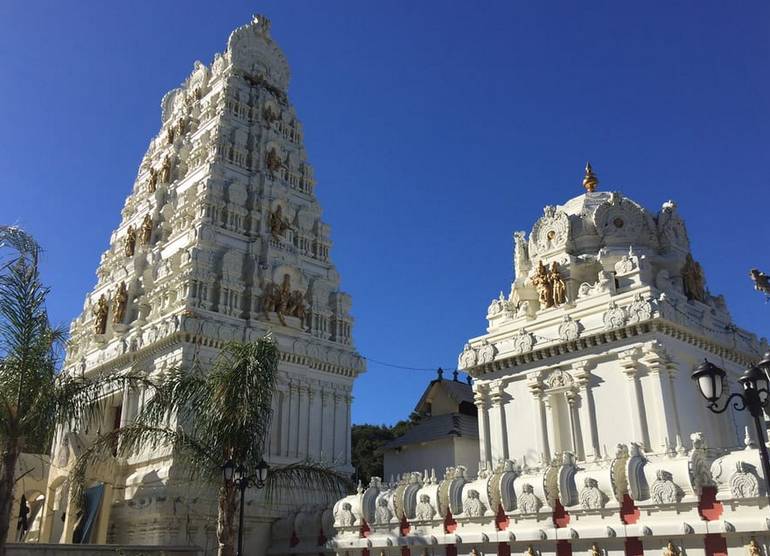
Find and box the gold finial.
[582,162,598,192]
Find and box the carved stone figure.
[512,329,535,354]
[730,461,759,498]
[533,260,553,308]
[590,544,602,556]
[663,541,679,556]
[269,205,291,237]
[287,290,307,321]
[579,477,605,509]
[558,315,580,341]
[477,341,496,365]
[747,539,762,556]
[93,295,109,334]
[614,254,636,275]
[147,168,158,193]
[513,230,531,281]
[518,483,541,513]
[124,226,137,257]
[112,282,128,325]
[336,502,355,527]
[650,470,681,504]
[161,157,172,183]
[262,274,306,325]
[266,147,282,173]
[459,344,477,369]
[681,253,706,302]
[263,104,278,122]
[140,214,153,245]
[414,494,435,521]
[549,262,567,305]
[627,293,652,324]
[374,498,392,525]
[603,301,627,330]
[463,489,485,517]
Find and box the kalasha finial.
[582,162,598,192]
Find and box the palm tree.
[0,226,126,554]
[73,338,351,556]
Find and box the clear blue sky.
[1,1,768,426]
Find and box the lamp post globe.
[740,366,769,407]
[691,359,726,404]
[757,351,770,381]
[256,459,269,488]
[222,459,235,483]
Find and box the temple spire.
[582,161,599,192]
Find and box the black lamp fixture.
[692,356,770,504]
[221,457,270,556]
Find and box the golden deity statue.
[663,541,679,556]
[533,260,553,308]
[265,147,282,173]
[124,226,136,257]
[583,162,599,192]
[140,214,153,246]
[747,538,762,556]
[549,261,567,305]
[112,282,128,325]
[93,295,109,335]
[269,205,291,237]
[681,253,706,302]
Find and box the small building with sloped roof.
[382,369,479,481]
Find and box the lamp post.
[691,353,770,504]
[222,458,270,556]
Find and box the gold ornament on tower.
[583,162,599,192]
[93,294,109,335]
[663,541,679,556]
[140,214,153,246]
[747,539,762,556]
[112,282,128,325]
[124,226,136,257]
[550,261,567,305]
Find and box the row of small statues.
[123,215,154,257]
[262,274,307,323]
[532,260,567,308]
[92,282,128,334]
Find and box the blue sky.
[1,1,768,425]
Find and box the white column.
[279,385,290,457]
[473,386,491,464]
[573,361,600,461]
[287,382,299,458]
[333,390,346,464]
[297,383,310,459]
[321,389,334,462]
[566,393,581,458]
[528,382,550,463]
[642,344,680,452]
[305,386,317,457]
[619,348,650,450]
[544,395,557,459]
[345,392,353,464]
[488,380,509,461]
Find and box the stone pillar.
[279,385,290,458]
[543,395,557,459]
[305,386,316,457]
[345,392,353,464]
[333,390,346,464]
[619,348,650,451]
[297,383,310,459]
[473,385,491,464]
[528,379,550,463]
[566,392,582,459]
[573,361,600,461]
[94,482,114,544]
[321,388,334,462]
[489,380,509,461]
[287,381,299,458]
[642,343,680,452]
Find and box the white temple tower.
[324,166,768,556]
[39,15,364,550]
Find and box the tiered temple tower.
[40,15,364,550]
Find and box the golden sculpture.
[93,294,109,335]
[663,541,679,556]
[161,157,172,183]
[124,226,136,257]
[148,168,158,193]
[112,282,128,325]
[166,127,175,145]
[525,546,537,556]
[533,260,553,308]
[262,274,307,326]
[590,543,601,556]
[550,261,567,305]
[265,148,282,173]
[681,253,706,302]
[747,539,762,556]
[269,205,291,237]
[140,215,153,246]
[583,162,599,192]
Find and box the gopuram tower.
[40,15,364,550]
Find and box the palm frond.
[263,461,352,505]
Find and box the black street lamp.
[222,458,270,556]
[692,354,770,504]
